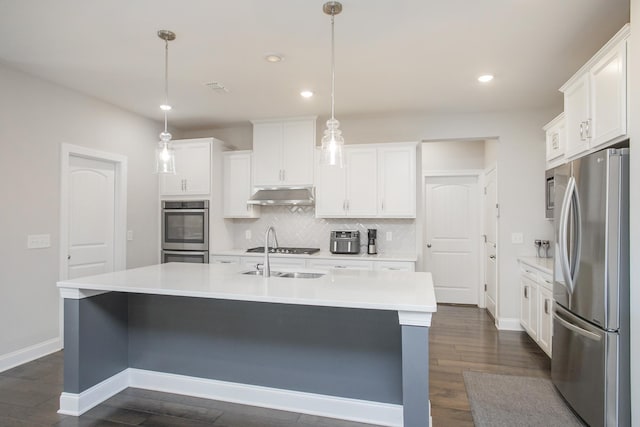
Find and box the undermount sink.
[277,272,325,279]
[240,270,325,279]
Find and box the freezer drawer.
[551,304,625,427]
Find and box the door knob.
[426,243,432,248]
[489,255,496,260]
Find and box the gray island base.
[57,263,435,426]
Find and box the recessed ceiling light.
[160,104,172,111]
[478,74,494,83]
[265,53,284,63]
[300,90,314,98]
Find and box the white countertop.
[518,256,553,276]
[57,262,436,314]
[212,249,417,262]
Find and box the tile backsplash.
[231,206,416,254]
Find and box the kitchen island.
[57,262,436,427]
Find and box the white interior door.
[425,176,480,304]
[484,167,498,318]
[67,156,116,279]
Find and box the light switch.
[27,234,51,249]
[511,232,524,244]
[386,231,393,241]
[245,230,252,240]
[127,230,134,241]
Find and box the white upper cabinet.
[560,24,629,160]
[223,151,259,218]
[252,117,316,187]
[345,148,378,217]
[315,143,416,218]
[159,138,211,196]
[378,145,416,218]
[543,113,566,168]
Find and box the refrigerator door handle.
[553,311,602,341]
[559,176,575,293]
[570,179,582,286]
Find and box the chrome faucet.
[263,226,279,277]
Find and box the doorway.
[59,144,127,334]
[424,175,481,304]
[484,166,498,318]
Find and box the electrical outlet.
[245,230,252,240]
[386,231,393,241]
[511,232,524,244]
[127,230,134,241]
[27,234,51,249]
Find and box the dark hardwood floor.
[0,305,550,426]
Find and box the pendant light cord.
[330,13,335,121]
[164,39,169,134]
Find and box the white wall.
[421,140,486,171]
[0,64,160,364]
[628,0,639,424]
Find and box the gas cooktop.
[246,247,320,255]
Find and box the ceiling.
[0,0,630,130]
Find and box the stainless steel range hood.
[247,187,315,206]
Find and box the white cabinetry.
[210,255,241,265]
[252,117,316,187]
[306,259,373,271]
[373,261,415,272]
[543,113,566,169]
[519,260,553,357]
[159,139,211,196]
[223,151,259,218]
[316,143,416,218]
[378,146,416,217]
[560,25,629,160]
[315,147,377,217]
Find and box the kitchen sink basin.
[240,270,324,279]
[277,272,325,279]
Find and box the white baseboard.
[496,317,524,331]
[58,369,129,416]
[0,337,62,373]
[59,368,405,426]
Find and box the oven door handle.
[162,250,207,255]
[162,209,208,214]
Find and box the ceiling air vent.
[204,81,229,93]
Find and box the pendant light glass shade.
[155,30,176,174]
[320,118,344,167]
[320,2,344,168]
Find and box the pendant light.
[320,1,344,168]
[155,30,176,174]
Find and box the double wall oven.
[161,200,209,263]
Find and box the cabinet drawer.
[210,255,241,264]
[241,256,306,270]
[306,259,373,270]
[373,261,415,272]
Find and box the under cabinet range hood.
[247,187,315,206]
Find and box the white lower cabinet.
[306,259,373,271]
[519,261,553,357]
[211,253,415,273]
[210,255,241,265]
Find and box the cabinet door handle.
[282,170,285,181]
[544,299,550,315]
[524,286,528,299]
[335,265,347,269]
[585,119,591,139]
[346,200,349,211]
[579,122,585,141]
[381,200,384,211]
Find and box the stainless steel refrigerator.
[551,147,630,427]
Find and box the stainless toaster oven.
[330,230,360,254]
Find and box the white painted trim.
[496,317,523,331]
[58,369,129,416]
[58,288,110,300]
[398,311,432,327]
[422,169,484,177]
[59,368,404,426]
[59,143,128,344]
[0,338,62,374]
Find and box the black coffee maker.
[367,229,377,255]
